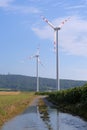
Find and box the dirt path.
[29,95,55,108]
[29,96,47,106]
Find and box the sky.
[0,0,87,80]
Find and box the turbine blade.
[28,47,40,60]
[53,30,56,52]
[58,17,71,28]
[41,15,55,29]
[38,58,44,67]
[36,47,40,56]
[28,55,36,59]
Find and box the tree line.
[0,74,86,91]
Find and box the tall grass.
[0,92,36,126]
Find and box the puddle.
[1,99,87,130]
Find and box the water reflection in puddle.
[1,102,87,130]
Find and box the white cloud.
[6,5,41,14]
[52,1,64,7]
[32,26,53,40]
[0,0,14,7]
[66,5,85,9]
[0,0,41,14]
[32,16,87,57]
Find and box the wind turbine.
[41,16,70,91]
[29,47,43,92]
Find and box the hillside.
[0,74,86,91]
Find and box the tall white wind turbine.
[29,47,43,92]
[41,16,70,91]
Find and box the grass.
[0,92,37,127]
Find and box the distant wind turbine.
[41,16,70,91]
[29,47,43,92]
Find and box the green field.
[0,92,37,127]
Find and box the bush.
[48,85,85,105]
[80,85,87,107]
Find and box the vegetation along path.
[0,92,38,127]
[48,83,87,120]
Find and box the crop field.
[0,92,37,127]
[0,91,20,95]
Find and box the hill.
[0,74,86,91]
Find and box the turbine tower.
[41,16,70,91]
[30,47,43,92]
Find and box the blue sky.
[0,0,87,80]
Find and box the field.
[0,91,20,95]
[0,91,37,127]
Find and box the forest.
[0,74,86,91]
